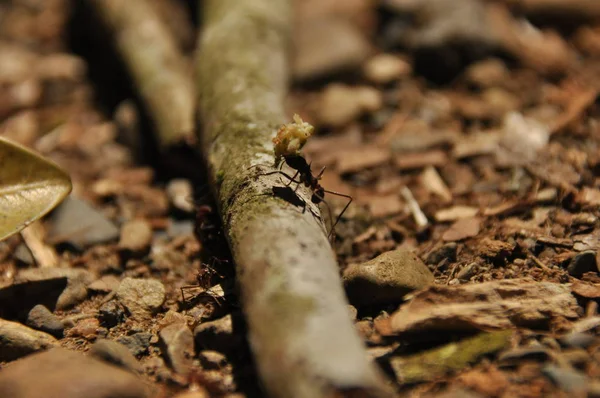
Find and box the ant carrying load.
[258,114,353,240]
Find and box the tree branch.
[196,0,392,397]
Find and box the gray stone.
[118,219,153,256]
[48,196,120,249]
[117,277,165,319]
[159,322,194,375]
[343,249,434,306]
[0,318,57,361]
[542,364,588,393]
[90,339,142,374]
[0,348,150,398]
[26,304,63,338]
[15,267,94,310]
[560,332,596,349]
[293,18,371,81]
[117,332,152,357]
[567,251,598,278]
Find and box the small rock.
[318,84,383,127]
[567,251,598,278]
[198,350,229,370]
[26,304,64,338]
[15,267,94,310]
[119,219,153,257]
[293,18,371,81]
[99,300,126,328]
[194,314,240,352]
[88,275,121,293]
[364,54,411,84]
[160,322,194,375]
[560,332,596,349]
[117,277,165,319]
[167,179,194,213]
[343,249,434,306]
[48,197,120,249]
[542,364,588,393]
[90,339,142,374]
[0,319,57,361]
[117,332,153,357]
[0,348,150,398]
[67,318,99,340]
[425,242,457,264]
[457,263,478,281]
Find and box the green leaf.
[0,137,72,241]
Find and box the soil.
[0,0,599,397]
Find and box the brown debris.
[379,279,580,336]
[442,217,482,242]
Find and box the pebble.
[90,339,142,374]
[88,275,121,293]
[26,304,64,338]
[117,277,165,319]
[67,318,100,339]
[363,54,411,84]
[0,348,150,398]
[166,179,194,213]
[464,59,510,88]
[542,364,588,393]
[117,332,153,357]
[567,251,598,278]
[119,219,153,257]
[343,249,434,306]
[48,197,120,249]
[159,322,195,375]
[559,332,596,349]
[293,18,371,81]
[426,242,458,264]
[0,318,57,361]
[99,300,126,328]
[194,314,239,352]
[318,84,383,127]
[16,267,94,310]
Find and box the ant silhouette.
[180,260,224,303]
[254,155,353,240]
[180,192,231,304]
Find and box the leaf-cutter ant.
[254,155,353,240]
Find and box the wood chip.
[571,281,600,299]
[453,132,501,158]
[435,206,479,222]
[442,217,481,242]
[380,279,580,335]
[420,166,452,203]
[367,195,403,218]
[579,187,600,207]
[336,146,390,173]
[394,150,447,170]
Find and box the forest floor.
[0,0,599,397]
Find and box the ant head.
[311,187,324,204]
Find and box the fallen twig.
[196,0,391,397]
[90,0,195,149]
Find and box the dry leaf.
[0,137,71,241]
[381,279,579,335]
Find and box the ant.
[179,260,223,303]
[180,193,232,304]
[254,155,353,240]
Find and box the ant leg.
[316,166,326,180]
[322,189,353,239]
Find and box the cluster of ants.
[181,115,352,303]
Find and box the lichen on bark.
[196,0,392,397]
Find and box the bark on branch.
[196,0,391,397]
[90,0,195,148]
